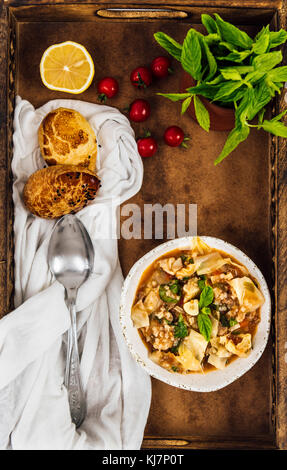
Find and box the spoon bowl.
[48,214,95,427]
[48,214,94,290]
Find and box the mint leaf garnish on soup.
[199,285,214,308]
[197,313,213,342]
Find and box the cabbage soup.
[131,237,265,374]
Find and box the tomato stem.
[134,72,147,89]
[181,136,190,148]
[98,93,107,103]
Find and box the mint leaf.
[193,95,210,132]
[253,28,269,54]
[220,69,241,80]
[214,124,250,165]
[255,25,270,41]
[224,65,254,74]
[235,88,254,124]
[244,70,266,85]
[259,119,287,138]
[269,109,287,122]
[199,36,217,80]
[155,16,287,166]
[157,92,191,102]
[268,66,287,83]
[227,88,246,104]
[198,280,206,290]
[214,14,252,49]
[206,75,224,85]
[269,30,287,48]
[220,66,254,78]
[201,14,219,35]
[258,108,266,124]
[213,80,243,101]
[198,279,206,291]
[199,285,214,308]
[267,81,284,97]
[181,29,202,80]
[187,82,220,100]
[205,33,221,46]
[248,81,272,120]
[181,96,192,114]
[198,313,212,342]
[154,32,182,61]
[219,41,236,52]
[217,50,252,62]
[201,306,211,315]
[174,314,188,339]
[198,275,206,291]
[253,51,282,72]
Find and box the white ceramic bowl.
[119,236,271,392]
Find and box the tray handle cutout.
[96,8,189,19]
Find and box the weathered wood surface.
[0,4,14,319]
[8,3,279,25]
[276,0,287,452]
[3,0,283,8]
[1,0,287,450]
[142,435,276,450]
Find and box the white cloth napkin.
[0,97,151,450]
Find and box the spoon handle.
[65,295,86,428]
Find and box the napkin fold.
[0,97,151,450]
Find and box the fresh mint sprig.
[154,13,287,164]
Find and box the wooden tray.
[1,0,287,450]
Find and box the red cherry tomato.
[151,56,171,78]
[129,99,151,123]
[130,66,152,89]
[137,137,158,158]
[97,77,119,102]
[164,126,185,147]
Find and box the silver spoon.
[48,214,94,427]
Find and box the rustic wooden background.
[1,0,287,449]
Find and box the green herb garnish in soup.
[174,314,188,339]
[159,284,180,303]
[131,237,265,374]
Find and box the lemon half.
[40,41,95,94]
